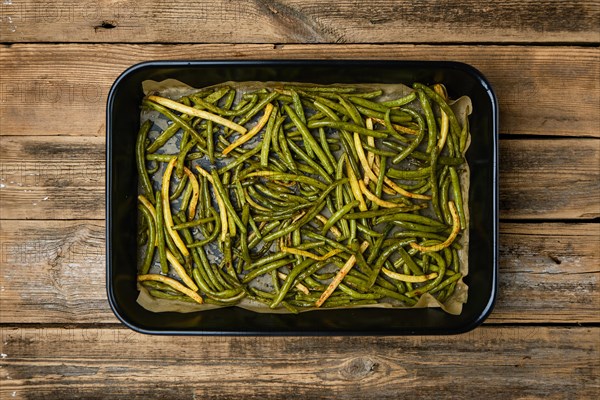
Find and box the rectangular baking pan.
[106,60,498,335]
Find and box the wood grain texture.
[496,223,600,323]
[0,136,105,220]
[0,326,598,399]
[1,136,598,220]
[1,44,598,138]
[499,139,600,219]
[1,0,599,43]
[1,1,598,395]
[1,220,597,324]
[0,220,107,324]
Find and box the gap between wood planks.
[1,44,598,137]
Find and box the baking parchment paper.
[136,79,472,315]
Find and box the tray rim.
[106,59,499,335]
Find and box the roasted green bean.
[136,81,470,313]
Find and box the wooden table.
[1,1,598,398]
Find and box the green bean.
[154,192,169,274]
[319,127,338,169]
[312,101,361,176]
[221,172,237,238]
[443,247,453,268]
[321,298,378,308]
[290,88,307,124]
[429,147,443,221]
[211,171,243,236]
[430,272,462,296]
[187,208,221,248]
[366,225,393,264]
[261,179,346,243]
[344,206,428,220]
[138,204,156,275]
[381,91,417,107]
[459,111,470,152]
[222,88,236,109]
[136,120,154,202]
[244,171,328,191]
[348,96,400,114]
[237,91,279,125]
[205,120,215,163]
[344,275,416,305]
[393,230,448,241]
[451,248,460,273]
[322,200,359,235]
[192,268,239,301]
[337,283,385,300]
[307,120,387,139]
[275,125,297,172]
[169,174,188,201]
[413,181,432,194]
[240,204,252,266]
[351,105,413,124]
[254,184,310,204]
[337,95,364,126]
[174,140,194,179]
[391,220,448,233]
[286,85,356,93]
[440,175,452,225]
[172,216,216,230]
[248,186,290,209]
[382,109,411,142]
[361,143,395,157]
[286,138,333,183]
[367,242,403,288]
[383,140,465,165]
[141,280,179,293]
[398,247,423,276]
[203,86,231,104]
[413,83,461,143]
[270,259,315,308]
[405,252,446,297]
[163,224,185,266]
[147,121,182,154]
[415,89,437,154]
[142,99,207,149]
[386,166,431,180]
[449,167,467,229]
[149,289,197,303]
[283,105,334,174]
[218,143,263,174]
[247,251,297,271]
[242,258,294,283]
[260,105,279,167]
[390,115,426,164]
[190,94,254,117]
[355,223,382,238]
[146,160,160,174]
[373,155,387,211]
[248,220,280,248]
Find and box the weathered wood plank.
[1,44,598,137]
[0,326,598,399]
[0,220,107,324]
[1,0,598,43]
[0,220,597,324]
[496,223,600,323]
[0,136,105,220]
[499,139,600,219]
[1,136,598,220]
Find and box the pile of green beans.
[136,82,469,313]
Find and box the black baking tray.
[106,60,498,335]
